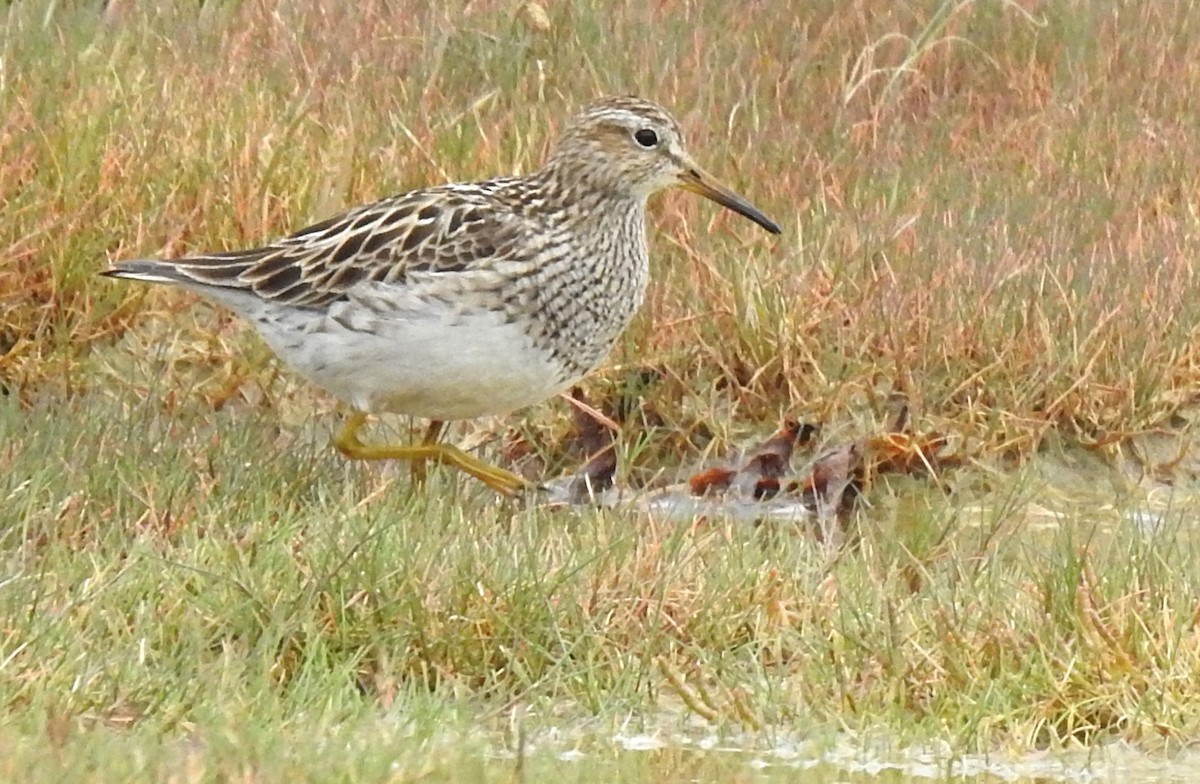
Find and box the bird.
[101,95,782,496]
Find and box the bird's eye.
[633,128,659,148]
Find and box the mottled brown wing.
[155,182,534,309]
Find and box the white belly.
[245,297,579,420]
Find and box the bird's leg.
[408,419,446,486]
[333,411,529,496]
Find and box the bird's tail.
[100,259,202,286]
[101,250,264,285]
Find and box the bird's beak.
[676,163,781,235]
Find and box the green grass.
[5,388,1200,776]
[5,0,1200,779]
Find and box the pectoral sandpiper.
[102,96,781,495]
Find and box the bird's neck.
[531,165,645,233]
[513,165,653,378]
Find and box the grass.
[5,0,1200,779]
[6,390,1200,779]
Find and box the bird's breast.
[512,225,650,380]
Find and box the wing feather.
[108,180,536,309]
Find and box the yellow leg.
[333,411,529,496]
[409,419,446,486]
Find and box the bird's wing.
[109,182,537,309]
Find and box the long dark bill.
[677,166,781,235]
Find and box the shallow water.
[496,728,1200,783]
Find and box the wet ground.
[486,723,1200,783]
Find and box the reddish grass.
[5,0,1200,466]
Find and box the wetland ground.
[4,1,1200,781]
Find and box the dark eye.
[633,128,659,148]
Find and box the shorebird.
[102,95,781,495]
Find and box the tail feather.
[101,256,276,317]
[100,259,198,286]
[101,250,263,288]
[101,245,340,309]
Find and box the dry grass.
[6,0,1200,457]
[5,0,1200,778]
